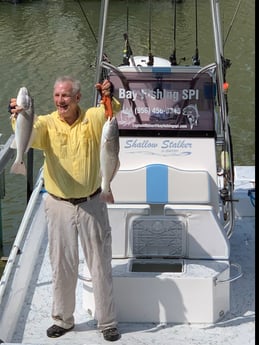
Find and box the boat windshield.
[109,69,216,138]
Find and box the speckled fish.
[10,86,34,175]
[99,116,120,203]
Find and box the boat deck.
[0,168,255,345]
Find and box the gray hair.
[54,76,81,95]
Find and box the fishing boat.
[0,0,255,344]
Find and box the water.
[0,0,255,274]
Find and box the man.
[9,76,121,342]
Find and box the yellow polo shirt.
[13,100,120,198]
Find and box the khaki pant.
[44,193,117,330]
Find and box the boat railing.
[0,134,15,249]
[0,134,35,248]
[0,165,44,304]
[0,134,15,175]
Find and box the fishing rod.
[121,0,136,67]
[77,0,98,44]
[211,0,235,236]
[77,0,141,124]
[122,33,134,66]
[213,0,234,173]
[169,0,177,65]
[77,0,112,105]
[192,0,200,66]
[223,0,242,48]
[92,0,111,104]
[220,0,241,107]
[147,0,154,66]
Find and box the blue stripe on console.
[151,67,172,73]
[146,164,168,203]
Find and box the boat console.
[83,62,237,323]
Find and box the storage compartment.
[129,258,184,273]
[83,258,230,323]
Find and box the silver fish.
[10,87,34,175]
[100,116,120,203]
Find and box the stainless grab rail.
[215,262,243,284]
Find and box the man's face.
[53,81,81,119]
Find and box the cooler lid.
[128,215,187,258]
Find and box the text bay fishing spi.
[0,0,255,273]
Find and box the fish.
[99,116,120,203]
[10,86,34,175]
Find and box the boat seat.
[111,164,218,208]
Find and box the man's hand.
[95,79,112,98]
[8,98,22,118]
[95,80,113,118]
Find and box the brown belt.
[50,187,101,205]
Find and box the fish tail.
[10,161,27,176]
[99,190,115,204]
